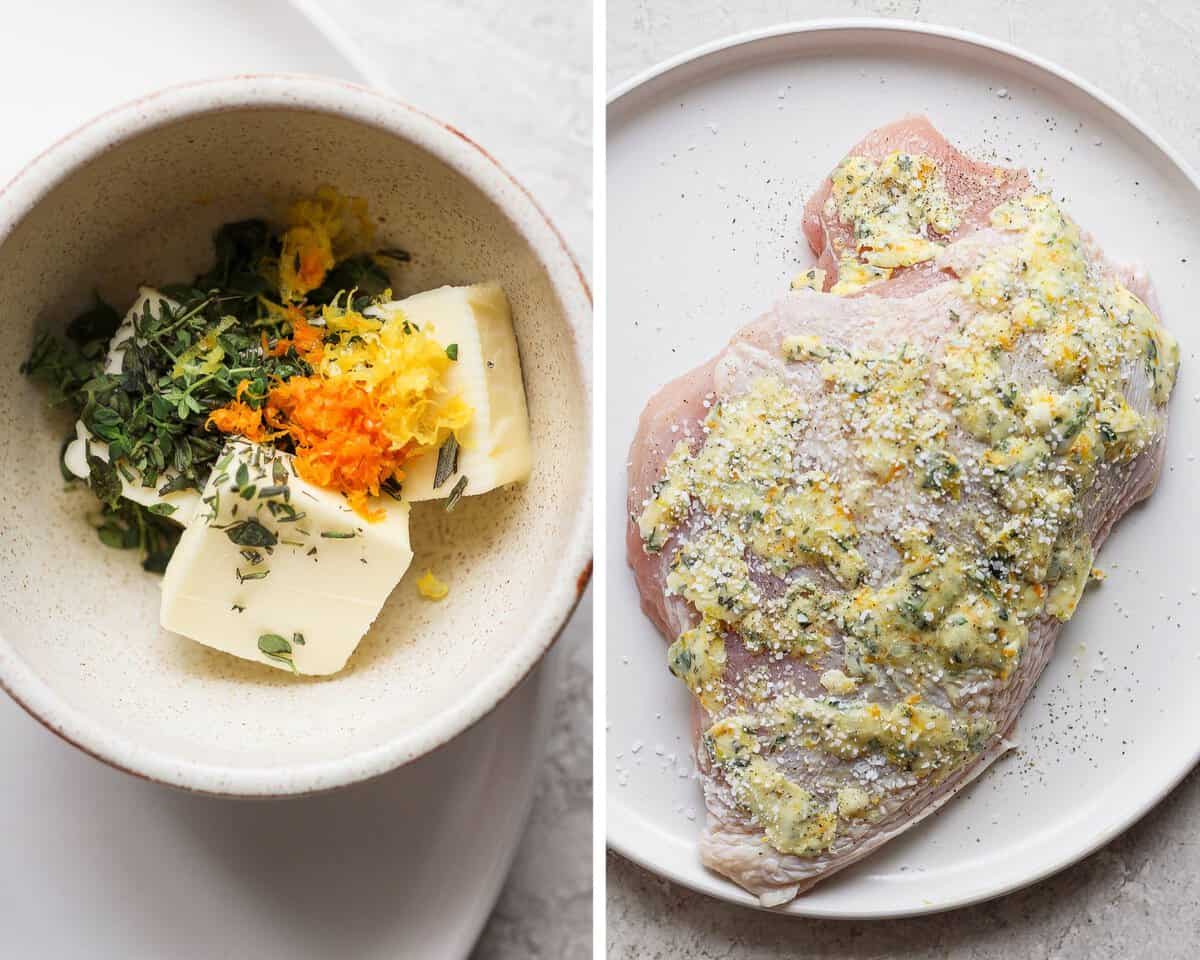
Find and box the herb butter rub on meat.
[626,116,1179,906]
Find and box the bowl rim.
[0,72,593,797]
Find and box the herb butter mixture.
[24,187,445,559]
[828,151,960,295]
[25,187,534,676]
[637,158,1179,857]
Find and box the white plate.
[0,3,561,957]
[606,20,1200,918]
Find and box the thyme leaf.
[86,453,122,509]
[445,475,468,511]
[257,633,297,674]
[67,294,122,344]
[224,519,277,547]
[433,433,460,489]
[92,499,182,573]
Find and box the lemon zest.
[278,185,373,302]
[417,570,449,600]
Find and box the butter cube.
[371,284,532,501]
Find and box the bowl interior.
[0,101,588,791]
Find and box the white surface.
[326,0,592,279]
[0,0,351,187]
[607,22,1200,917]
[0,3,590,958]
[0,649,560,959]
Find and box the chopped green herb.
[433,433,460,489]
[224,519,277,548]
[375,248,411,263]
[307,253,392,308]
[272,508,305,524]
[86,453,122,509]
[20,332,105,409]
[320,530,357,539]
[21,202,417,576]
[67,294,122,344]
[256,633,297,674]
[93,499,182,572]
[381,477,404,501]
[445,343,459,361]
[445,475,469,511]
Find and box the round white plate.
[607,20,1200,918]
[0,3,560,957]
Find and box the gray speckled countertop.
[474,599,593,960]
[607,2,1200,956]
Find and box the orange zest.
[265,311,325,363]
[264,376,412,520]
[208,286,469,521]
[210,376,414,521]
[206,381,279,444]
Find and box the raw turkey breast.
[626,117,1179,905]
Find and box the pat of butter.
[160,439,413,676]
[63,287,200,521]
[372,284,532,501]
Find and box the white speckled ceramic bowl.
[0,75,591,796]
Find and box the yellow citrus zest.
[278,185,373,302]
[209,301,470,521]
[416,570,449,600]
